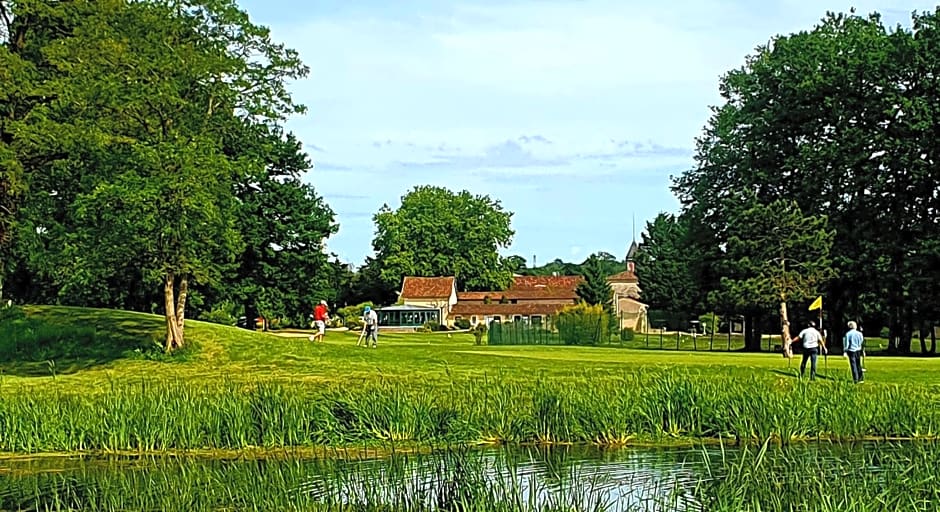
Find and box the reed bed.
[0,447,679,512]
[3,442,939,511]
[1,370,939,453]
[693,440,940,511]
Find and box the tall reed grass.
[1,370,938,453]
[693,440,940,511]
[3,441,939,511]
[0,446,682,512]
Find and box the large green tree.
[673,8,940,352]
[7,0,308,350]
[633,213,700,315]
[372,185,515,292]
[575,254,613,310]
[714,195,836,351]
[226,128,337,327]
[0,0,73,301]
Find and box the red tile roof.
[451,302,566,317]
[456,291,490,301]
[457,275,583,301]
[400,277,455,299]
[511,275,583,290]
[608,270,638,282]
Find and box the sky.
[238,0,933,267]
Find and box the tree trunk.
[743,313,762,352]
[930,326,937,355]
[163,272,185,352]
[888,308,899,353]
[175,275,188,341]
[897,307,914,354]
[244,300,257,331]
[780,301,793,358]
[919,323,928,355]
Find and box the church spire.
[626,212,638,273]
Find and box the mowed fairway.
[3,306,940,389]
[3,306,940,454]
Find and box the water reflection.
[300,445,706,511]
[0,442,924,512]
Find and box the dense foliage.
[0,0,336,349]
[371,185,515,292]
[649,8,940,353]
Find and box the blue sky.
[238,0,931,267]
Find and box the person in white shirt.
[362,306,379,348]
[792,320,827,381]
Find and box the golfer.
[792,320,827,381]
[309,300,329,343]
[844,321,865,383]
[362,306,378,348]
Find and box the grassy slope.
[3,305,939,390]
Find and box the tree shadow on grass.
[0,306,168,377]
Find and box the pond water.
[0,442,930,511]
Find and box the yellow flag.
[808,296,822,311]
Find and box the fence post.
[710,322,715,351]
[727,318,732,351]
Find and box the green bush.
[345,315,364,330]
[699,313,721,334]
[454,318,471,330]
[557,303,609,346]
[880,327,891,339]
[336,302,374,330]
[422,321,448,332]
[199,300,239,326]
[472,323,487,345]
[620,327,635,341]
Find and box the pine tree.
[575,254,613,311]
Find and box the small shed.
[375,304,441,328]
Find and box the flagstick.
[820,306,828,375]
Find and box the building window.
[513,315,523,323]
[471,316,478,324]
[531,315,542,325]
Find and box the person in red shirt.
[309,300,329,343]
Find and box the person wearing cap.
[362,305,379,348]
[791,320,827,381]
[309,300,329,343]
[843,321,865,383]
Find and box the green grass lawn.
[3,305,940,454]
[3,305,939,389]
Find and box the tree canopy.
[0,0,324,350]
[670,8,940,352]
[371,185,515,293]
[575,254,613,311]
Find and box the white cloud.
[247,0,939,264]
